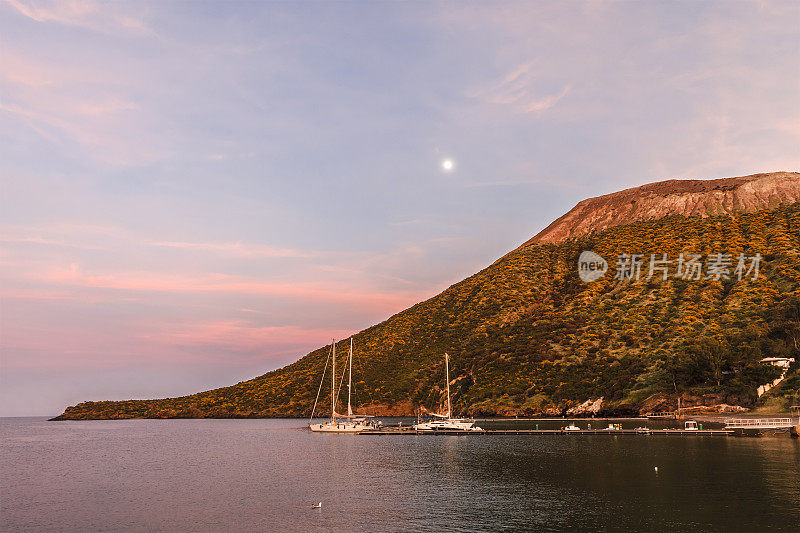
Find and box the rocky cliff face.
[523,171,799,246]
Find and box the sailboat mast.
[348,338,353,417]
[331,340,336,420]
[445,352,452,419]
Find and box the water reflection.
[2,417,798,532]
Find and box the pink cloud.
[0,224,322,257]
[1,321,154,366]
[466,60,571,113]
[0,224,452,321]
[522,85,570,112]
[0,235,109,251]
[5,0,149,33]
[149,320,354,353]
[1,313,354,372]
[1,50,56,87]
[16,265,429,314]
[150,240,317,259]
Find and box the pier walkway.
[358,428,733,436]
[724,417,797,430]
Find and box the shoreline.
[45,412,799,422]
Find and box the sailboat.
[413,353,482,432]
[308,338,376,433]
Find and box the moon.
[442,159,454,171]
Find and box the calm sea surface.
[1,417,798,532]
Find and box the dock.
[474,417,648,422]
[358,428,733,436]
[723,417,797,430]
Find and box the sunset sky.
[2,0,799,416]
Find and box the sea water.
[2,417,798,531]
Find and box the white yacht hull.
[309,421,373,433]
[413,419,482,432]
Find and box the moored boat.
[309,338,378,433]
[413,353,482,432]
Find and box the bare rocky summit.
[523,171,800,245]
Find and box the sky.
[1,0,798,416]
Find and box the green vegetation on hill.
[53,204,800,420]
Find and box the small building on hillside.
[760,357,795,369]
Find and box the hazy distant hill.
[53,172,800,420]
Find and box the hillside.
[53,174,800,420]
[524,172,799,245]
